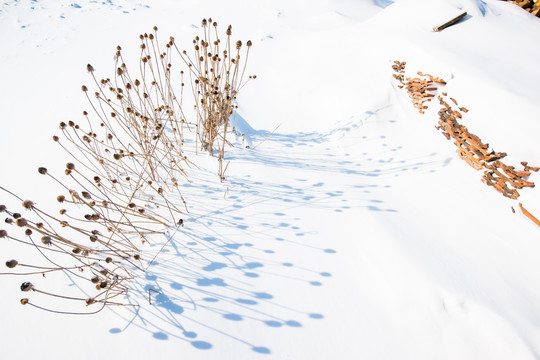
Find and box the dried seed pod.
[25,229,32,236]
[6,259,18,268]
[16,218,28,227]
[87,64,94,72]
[81,85,88,92]
[133,254,141,260]
[0,205,6,212]
[20,298,29,305]
[20,282,34,292]
[99,281,108,289]
[13,213,21,219]
[38,167,48,175]
[22,200,34,209]
[90,276,100,284]
[72,247,82,254]
[41,236,51,245]
[66,163,75,170]
[0,229,7,238]
[85,298,96,305]
[105,257,113,263]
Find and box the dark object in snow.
[433,12,467,32]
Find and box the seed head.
[41,236,51,245]
[20,298,29,305]
[25,229,32,236]
[16,218,28,227]
[57,195,65,203]
[20,282,34,292]
[247,40,252,47]
[66,163,75,170]
[0,205,6,212]
[85,297,96,305]
[81,85,88,92]
[87,64,94,72]
[22,200,34,210]
[0,229,7,238]
[6,259,18,268]
[38,167,48,175]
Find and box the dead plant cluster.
[436,95,539,200]
[1,20,254,314]
[392,61,539,202]
[177,18,255,180]
[392,61,446,114]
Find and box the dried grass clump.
[1,19,254,314]
[174,18,255,180]
[1,189,141,314]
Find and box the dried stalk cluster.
[392,61,539,201]
[175,18,255,180]
[1,188,140,314]
[1,20,254,314]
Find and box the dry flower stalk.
[1,20,254,314]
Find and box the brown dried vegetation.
[392,61,539,202]
[1,20,254,314]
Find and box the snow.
[1,0,540,359]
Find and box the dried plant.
[173,18,255,180]
[1,20,254,314]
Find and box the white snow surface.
[1,0,540,359]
